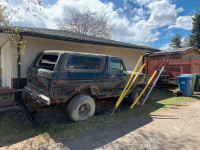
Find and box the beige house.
[0,26,158,89]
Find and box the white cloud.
[132,8,146,22]
[123,0,132,10]
[124,0,184,42]
[146,0,183,29]
[160,43,171,50]
[2,0,191,45]
[7,0,118,29]
[133,0,156,6]
[169,16,193,30]
[116,8,124,13]
[114,19,160,43]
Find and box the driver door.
[107,58,128,96]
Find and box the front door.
[107,58,127,96]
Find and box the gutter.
[143,52,154,74]
[143,52,153,64]
[21,31,157,52]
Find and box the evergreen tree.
[183,37,192,47]
[190,12,200,49]
[170,33,182,49]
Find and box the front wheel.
[67,94,95,122]
[129,87,146,106]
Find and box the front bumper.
[24,86,51,105]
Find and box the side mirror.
[123,70,129,74]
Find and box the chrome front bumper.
[24,86,51,105]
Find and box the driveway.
[2,100,200,150]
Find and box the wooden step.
[0,101,16,108]
[161,75,170,77]
[170,78,178,80]
[0,106,19,112]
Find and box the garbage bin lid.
[176,75,193,79]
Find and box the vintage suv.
[24,50,149,122]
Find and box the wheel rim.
[135,90,144,104]
[78,103,90,117]
[135,93,140,104]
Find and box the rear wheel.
[67,94,95,122]
[129,87,146,106]
[177,91,183,97]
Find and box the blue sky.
[3,0,200,50]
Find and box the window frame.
[33,54,59,71]
[109,58,126,74]
[64,54,105,72]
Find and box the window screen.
[110,59,124,74]
[66,55,103,70]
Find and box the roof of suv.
[43,50,120,59]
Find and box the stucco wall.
[12,36,144,78]
[1,41,13,87]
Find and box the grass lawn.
[0,89,199,147]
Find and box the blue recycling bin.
[177,75,193,97]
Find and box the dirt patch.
[6,97,125,125]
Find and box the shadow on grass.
[0,89,176,148]
[191,95,200,100]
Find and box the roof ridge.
[0,26,160,52]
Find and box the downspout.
[143,53,152,74]
[17,33,23,89]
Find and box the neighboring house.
[0,26,159,89]
[144,47,200,84]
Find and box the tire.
[177,91,183,97]
[67,94,95,122]
[129,87,146,106]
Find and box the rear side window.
[33,54,58,71]
[66,55,103,71]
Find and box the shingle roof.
[149,47,198,56]
[0,26,160,52]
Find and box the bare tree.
[0,0,43,27]
[0,5,10,26]
[58,9,114,39]
[0,0,43,59]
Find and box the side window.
[110,59,124,74]
[33,54,58,71]
[66,55,103,71]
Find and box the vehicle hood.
[124,70,145,75]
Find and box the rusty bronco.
[24,50,149,122]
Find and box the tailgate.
[27,67,53,97]
[26,53,59,98]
